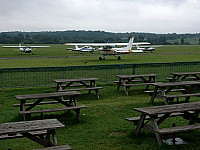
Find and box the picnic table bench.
[32,145,72,150]
[15,92,87,121]
[54,78,103,99]
[127,102,200,145]
[167,72,200,82]
[0,119,65,148]
[149,81,200,104]
[115,74,156,96]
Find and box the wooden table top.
[116,74,156,78]
[172,72,200,75]
[15,91,82,100]
[54,78,99,83]
[0,119,65,136]
[150,81,200,87]
[134,101,200,115]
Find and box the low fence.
[0,61,200,90]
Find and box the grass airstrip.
[1,45,200,150]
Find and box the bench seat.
[163,93,200,98]
[20,105,87,121]
[155,123,200,135]
[32,145,72,150]
[166,76,197,82]
[13,100,71,107]
[0,131,46,140]
[123,83,151,86]
[126,112,194,125]
[144,89,186,95]
[59,87,103,99]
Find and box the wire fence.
[1,61,200,90]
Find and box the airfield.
[1,44,200,150]
[0,44,200,68]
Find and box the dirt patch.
[109,132,126,137]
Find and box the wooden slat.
[0,131,46,140]
[32,145,72,150]
[163,93,200,98]
[13,100,71,107]
[116,74,156,78]
[54,78,99,83]
[150,81,200,87]
[20,105,87,115]
[0,119,64,136]
[133,101,200,115]
[155,123,200,134]
[15,92,82,100]
[126,112,192,122]
[59,87,103,92]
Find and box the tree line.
[0,30,199,45]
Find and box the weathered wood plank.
[13,100,72,107]
[32,145,72,150]
[54,78,99,83]
[155,123,200,134]
[15,92,82,100]
[19,105,87,115]
[133,101,200,115]
[59,87,103,92]
[163,93,200,98]
[0,119,64,136]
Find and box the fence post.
[0,69,3,91]
[170,62,174,75]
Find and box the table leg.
[117,79,122,91]
[51,129,58,146]
[150,116,163,146]
[135,113,146,135]
[150,86,158,104]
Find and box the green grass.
[0,45,200,68]
[1,85,200,149]
[1,45,200,149]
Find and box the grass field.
[0,44,200,68]
[1,45,200,149]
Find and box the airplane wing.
[138,45,163,48]
[2,46,50,48]
[65,42,151,47]
[29,46,50,48]
[65,43,128,46]
[132,42,151,45]
[131,50,144,53]
[2,46,26,48]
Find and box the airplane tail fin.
[19,43,22,47]
[126,36,134,50]
[75,45,79,50]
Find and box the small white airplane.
[2,43,50,55]
[136,45,163,53]
[65,36,150,60]
[66,45,96,53]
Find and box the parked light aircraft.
[67,45,96,53]
[2,44,50,55]
[65,36,150,60]
[136,45,163,53]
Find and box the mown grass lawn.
[1,84,200,150]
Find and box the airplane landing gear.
[99,56,106,60]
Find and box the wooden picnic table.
[132,102,200,145]
[149,81,200,105]
[15,91,87,120]
[54,78,103,99]
[170,72,200,82]
[115,74,156,96]
[0,119,65,148]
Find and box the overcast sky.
[0,0,200,33]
